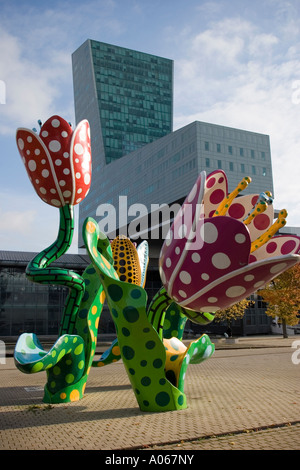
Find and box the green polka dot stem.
[147,287,187,340]
[26,205,85,335]
[83,217,215,412]
[14,206,106,403]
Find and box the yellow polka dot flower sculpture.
[14,116,106,403]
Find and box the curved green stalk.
[83,217,187,412]
[26,205,85,334]
[14,205,106,403]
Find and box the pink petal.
[167,216,251,303]
[159,171,205,290]
[202,170,228,217]
[250,235,300,262]
[226,194,274,242]
[177,254,300,313]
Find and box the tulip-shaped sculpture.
[14,116,105,403]
[83,219,214,412]
[159,170,300,321]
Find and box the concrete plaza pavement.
[0,335,299,451]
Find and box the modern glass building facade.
[72,40,174,248]
[73,40,173,164]
[0,252,87,337]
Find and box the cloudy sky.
[0,0,299,254]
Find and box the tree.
[214,298,252,337]
[258,264,300,338]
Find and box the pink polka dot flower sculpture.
[16,115,91,207]
[159,170,300,323]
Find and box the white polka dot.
[81,160,89,170]
[254,281,265,289]
[51,199,61,206]
[191,252,201,263]
[63,168,70,175]
[40,187,47,194]
[26,150,30,155]
[166,258,172,268]
[212,252,231,269]
[59,180,66,186]
[74,143,84,155]
[55,159,62,166]
[187,183,198,202]
[178,290,187,298]
[63,190,72,198]
[28,160,36,171]
[35,179,39,184]
[50,188,56,194]
[203,345,213,357]
[270,262,288,274]
[159,268,166,285]
[244,274,255,282]
[177,224,187,239]
[27,136,32,143]
[84,173,90,185]
[49,140,61,152]
[76,198,82,203]
[41,159,46,164]
[200,306,220,312]
[208,297,218,303]
[201,273,209,280]
[226,286,246,298]
[235,233,246,244]
[42,169,49,178]
[34,149,40,155]
[179,271,191,285]
[41,131,48,137]
[51,119,61,128]
[165,229,173,246]
[18,138,24,150]
[77,188,82,194]
[175,247,180,255]
[61,131,68,137]
[200,222,218,244]
[63,152,69,158]
[76,172,81,179]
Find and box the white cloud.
[0,190,79,253]
[171,13,300,226]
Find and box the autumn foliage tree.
[214,298,252,336]
[258,264,300,338]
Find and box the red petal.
[70,120,91,206]
[16,128,64,207]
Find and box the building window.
[205,141,209,151]
[228,145,233,154]
[217,143,221,153]
[229,162,234,171]
[251,149,255,159]
[241,163,245,172]
[262,167,267,176]
[240,148,244,156]
[218,160,222,169]
[261,151,266,160]
[205,158,210,167]
[252,165,256,175]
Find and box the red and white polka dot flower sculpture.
[159,169,300,317]
[16,115,91,207]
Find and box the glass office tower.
[72,40,174,246]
